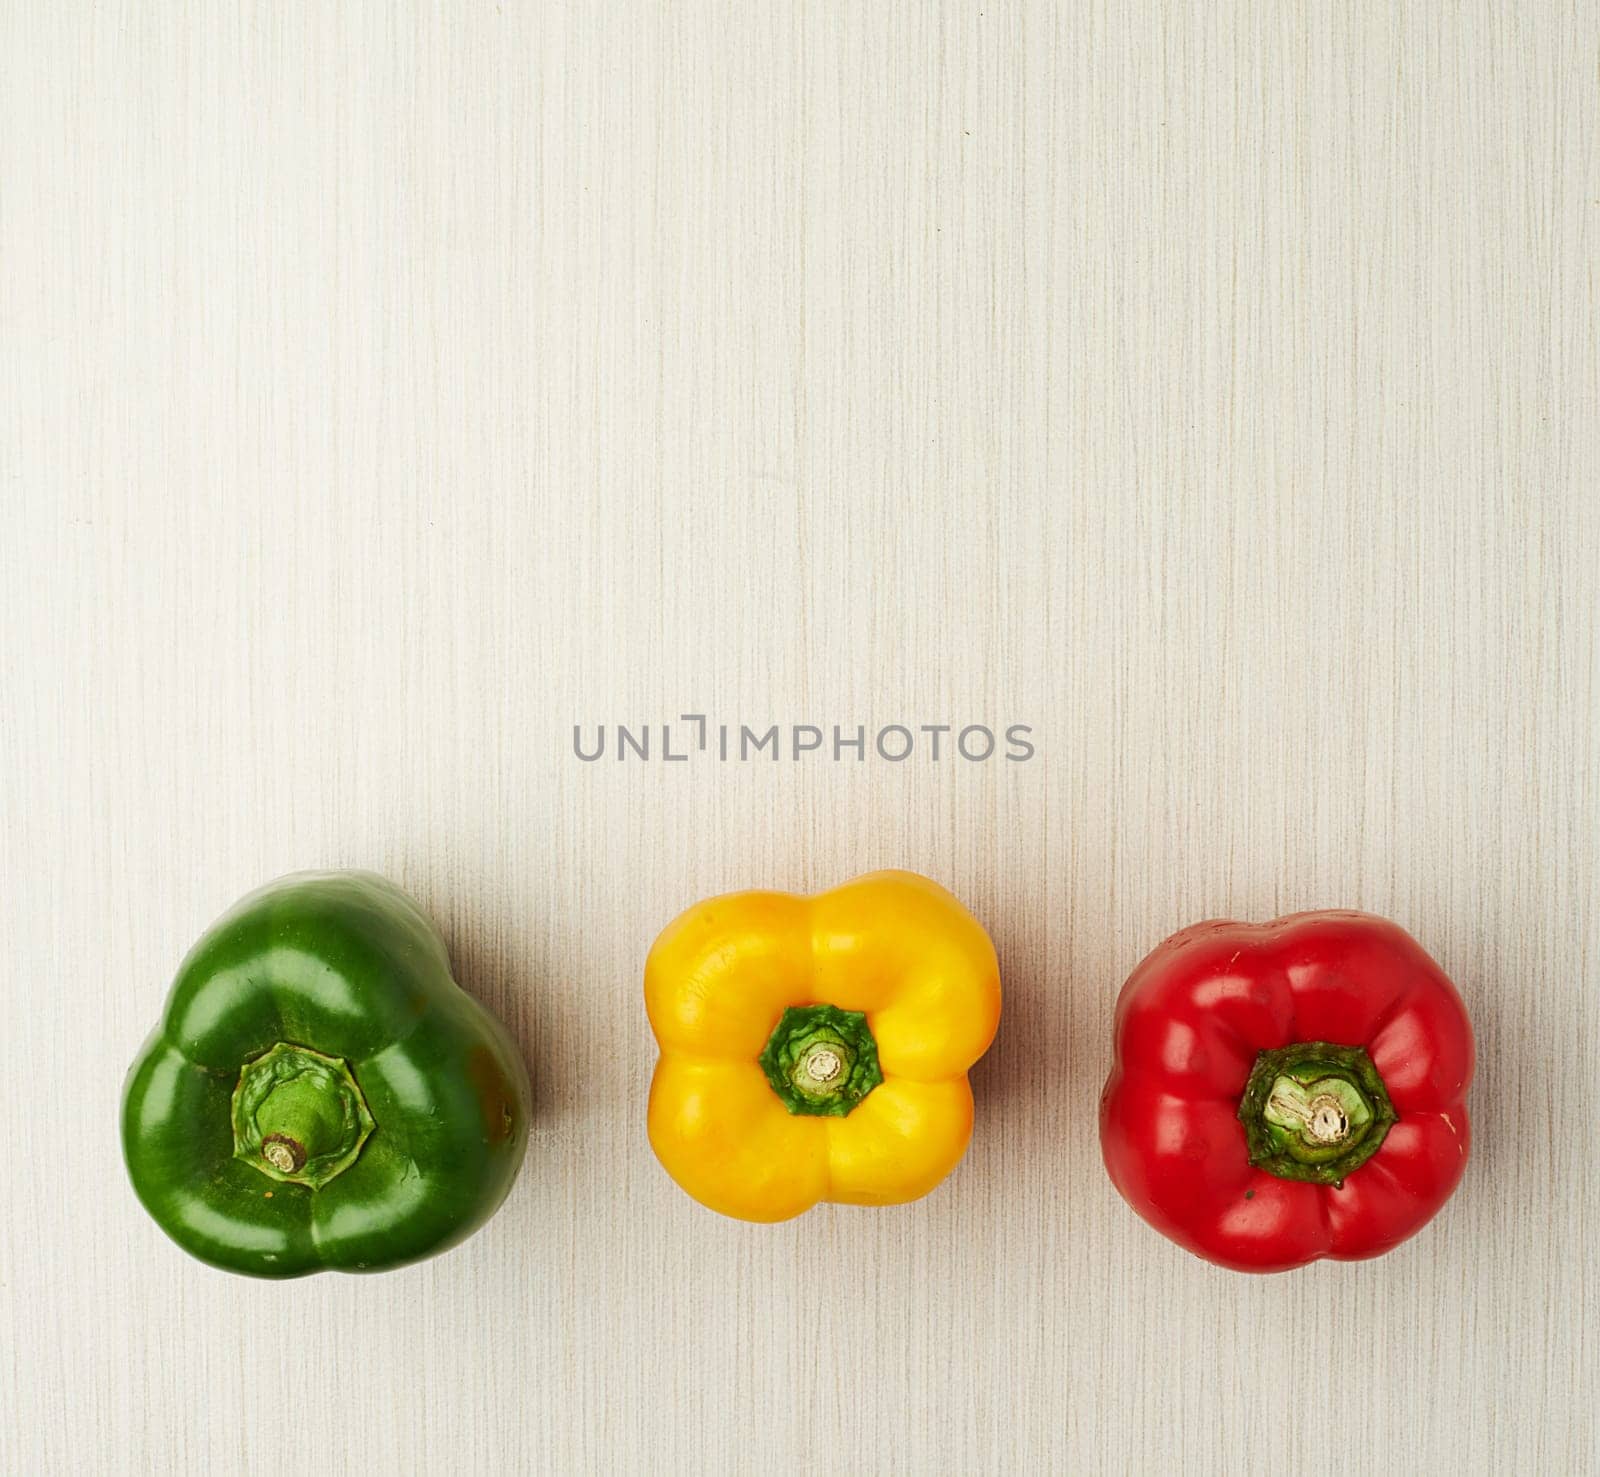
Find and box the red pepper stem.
[1238,1041,1398,1187]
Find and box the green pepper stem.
[1238,1041,1397,1187]
[231,1043,375,1189]
[262,1134,307,1174]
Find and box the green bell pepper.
[122,871,531,1277]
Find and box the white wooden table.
[2,5,1595,1473]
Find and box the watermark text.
[572,716,1036,763]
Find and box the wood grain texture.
[2,3,1597,1473]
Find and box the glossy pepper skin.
[646,870,1001,1222]
[1100,911,1473,1273]
[122,872,531,1277]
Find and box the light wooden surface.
[2,4,1597,1474]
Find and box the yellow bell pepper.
[645,869,1002,1221]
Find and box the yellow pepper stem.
[758,1004,883,1116]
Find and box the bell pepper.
[122,871,531,1277]
[645,869,1001,1221]
[1100,910,1473,1272]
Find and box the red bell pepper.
[1100,911,1473,1273]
